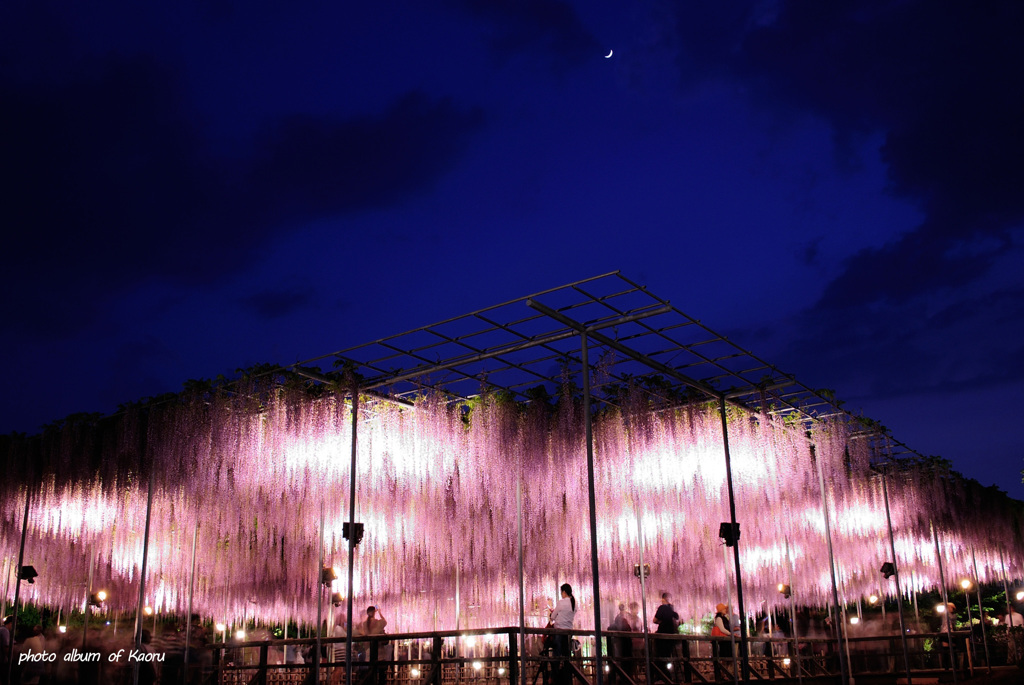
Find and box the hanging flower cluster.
[1,378,1021,631]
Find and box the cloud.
[240,288,314,320]
[0,55,483,339]
[673,1,1024,305]
[449,0,600,65]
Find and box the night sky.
[3,1,1022,498]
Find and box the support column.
[133,452,156,685]
[636,506,652,685]
[183,519,200,685]
[970,548,990,673]
[6,487,31,685]
[880,465,912,684]
[811,438,849,685]
[315,501,325,685]
[931,523,957,684]
[717,396,748,680]
[517,476,527,685]
[345,389,359,685]
[580,332,604,685]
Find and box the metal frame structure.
[276,271,938,685]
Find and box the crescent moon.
[604,50,613,58]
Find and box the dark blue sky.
[2,1,1022,497]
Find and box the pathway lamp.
[777,584,791,599]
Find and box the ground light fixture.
[868,595,879,605]
[235,629,246,640]
[849,616,860,625]
[410,669,420,678]
[777,583,791,598]
[960,579,972,590]
[464,636,476,648]
[498,668,506,676]
[935,604,946,613]
[215,622,226,632]
[783,658,791,667]
[472,662,482,671]
[1016,591,1024,602]
[89,590,107,607]
[58,626,67,634]
[143,606,154,616]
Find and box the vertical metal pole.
[316,501,325,685]
[931,523,957,684]
[133,456,156,685]
[880,466,911,684]
[183,519,200,685]
[1,557,9,621]
[6,487,31,685]
[84,547,95,650]
[636,507,652,685]
[970,548,990,673]
[580,332,605,685]
[716,396,749,680]
[722,544,739,685]
[455,561,460,630]
[811,439,849,685]
[345,389,359,685]
[517,476,527,685]
[784,539,802,685]
[998,547,1012,630]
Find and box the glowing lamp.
[1016,591,1024,601]
[411,669,421,678]
[666,663,673,670]
[777,584,791,598]
[868,595,878,605]
[321,567,338,584]
[144,606,154,616]
[992,618,1001,626]
[216,623,226,632]
[783,658,791,667]
[464,636,476,648]
[472,662,482,671]
[960,579,972,590]
[604,666,610,673]
[498,668,506,676]
[235,629,246,640]
[106,621,111,626]
[935,604,946,614]
[849,616,860,625]
[58,626,67,634]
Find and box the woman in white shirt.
[549,583,577,682]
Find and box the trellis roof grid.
[289,272,919,464]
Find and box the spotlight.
[343,522,365,546]
[604,666,610,673]
[868,595,879,605]
[144,606,154,616]
[935,604,946,614]
[411,669,421,678]
[1016,591,1024,602]
[666,663,673,670]
[97,590,108,602]
[216,623,226,632]
[782,658,791,667]
[331,592,344,607]
[235,629,246,640]
[849,616,860,625]
[88,592,106,607]
[472,662,482,671]
[960,579,972,590]
[465,636,477,648]
[498,668,506,676]
[718,522,740,547]
[777,584,791,599]
[880,562,896,579]
[106,621,111,626]
[17,566,38,584]
[633,563,651,579]
[58,626,67,634]
[321,567,339,585]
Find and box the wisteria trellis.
[1,381,1022,633]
